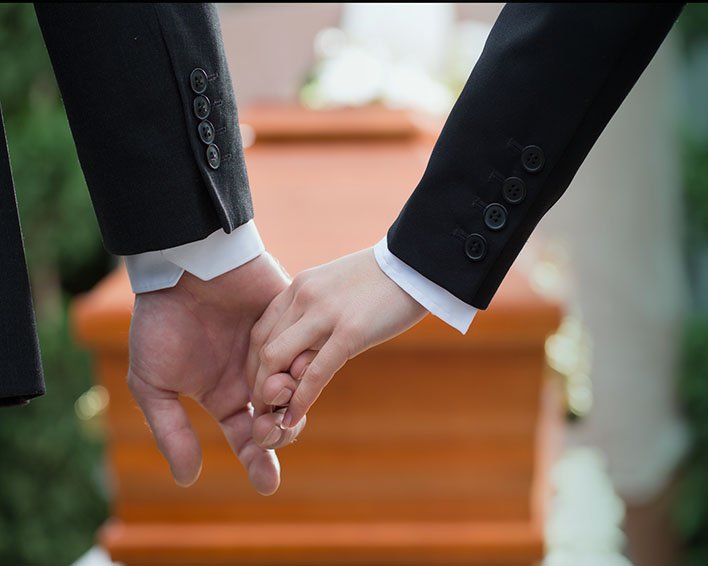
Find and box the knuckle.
[304,363,325,385]
[259,342,279,367]
[294,282,316,305]
[310,313,330,335]
[258,344,275,365]
[291,272,310,291]
[250,321,267,345]
[126,371,146,398]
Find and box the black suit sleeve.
[33,3,252,255]
[387,3,684,310]
[0,112,44,407]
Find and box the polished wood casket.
[71,106,564,565]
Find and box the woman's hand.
[247,248,427,448]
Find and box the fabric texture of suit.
[0,3,685,406]
[1,3,252,405]
[0,111,43,406]
[33,3,252,254]
[388,3,684,309]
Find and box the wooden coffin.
[71,105,563,565]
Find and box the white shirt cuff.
[373,237,477,334]
[124,219,265,294]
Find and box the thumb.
[127,370,203,487]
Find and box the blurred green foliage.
[674,4,708,566]
[0,4,109,565]
[675,318,708,566]
[0,313,108,566]
[677,4,708,57]
[683,136,708,245]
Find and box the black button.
[502,176,526,204]
[465,234,487,261]
[193,95,211,120]
[190,68,208,94]
[206,144,220,169]
[521,145,545,173]
[198,120,215,144]
[484,203,507,231]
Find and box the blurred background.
[1,3,707,565]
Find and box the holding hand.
[248,248,428,448]
[127,253,301,495]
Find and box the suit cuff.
[373,237,477,334]
[124,220,265,294]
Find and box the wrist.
[369,247,428,317]
[174,252,289,314]
[126,220,266,294]
[373,238,477,334]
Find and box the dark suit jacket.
[0,3,684,406]
[388,3,684,308]
[1,3,252,405]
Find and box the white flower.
[317,45,388,107]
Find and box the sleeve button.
[193,95,211,120]
[521,145,545,173]
[484,203,508,231]
[206,144,221,170]
[465,234,487,261]
[190,68,208,94]
[502,177,526,204]
[198,120,215,144]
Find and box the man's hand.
[126,252,303,495]
[248,248,428,448]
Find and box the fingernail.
[275,409,287,430]
[270,388,290,406]
[281,411,293,429]
[298,363,310,379]
[263,426,282,447]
